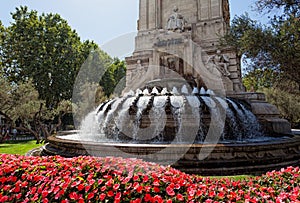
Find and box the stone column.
[156,0,162,29]
[139,0,147,31]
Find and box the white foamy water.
[170,96,184,108]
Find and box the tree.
[262,86,300,128]
[222,0,300,126]
[0,21,5,71]
[222,0,300,89]
[255,0,300,16]
[0,78,72,143]
[1,6,98,108]
[73,82,107,125]
[99,58,126,97]
[243,69,280,91]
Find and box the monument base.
[229,92,292,135]
[41,133,300,176]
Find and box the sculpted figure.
[166,6,186,32]
[206,50,231,77]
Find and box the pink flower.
[87,192,94,200]
[99,193,106,201]
[176,193,184,201]
[69,192,78,200]
[166,185,175,196]
[113,183,120,191]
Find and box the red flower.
[176,193,184,201]
[0,196,9,202]
[69,192,78,200]
[42,190,49,198]
[98,179,103,185]
[153,179,160,186]
[131,198,142,203]
[101,185,107,192]
[208,190,215,198]
[114,192,121,203]
[107,190,114,197]
[143,175,149,183]
[144,193,153,202]
[87,192,94,200]
[153,187,160,193]
[133,175,139,181]
[218,191,225,199]
[153,195,163,203]
[78,197,84,203]
[137,185,143,193]
[113,183,120,191]
[166,185,175,196]
[99,193,106,201]
[85,185,91,192]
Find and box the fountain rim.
[41,131,300,175]
[50,131,299,148]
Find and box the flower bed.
[0,154,299,203]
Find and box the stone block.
[261,118,292,135]
[251,102,280,117]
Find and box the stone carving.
[136,60,148,79]
[206,50,231,77]
[166,6,186,32]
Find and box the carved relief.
[127,60,148,85]
[160,55,184,77]
[206,50,231,77]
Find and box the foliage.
[71,50,126,126]
[99,58,127,97]
[222,0,300,88]
[0,79,72,143]
[0,78,13,117]
[243,68,300,126]
[262,86,300,127]
[73,83,107,125]
[255,0,300,16]
[221,13,265,60]
[0,21,4,69]
[0,6,98,108]
[0,6,128,136]
[72,57,126,126]
[243,69,280,91]
[0,154,299,202]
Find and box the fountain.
[41,0,300,175]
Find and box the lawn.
[0,140,42,155]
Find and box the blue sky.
[0,0,266,57]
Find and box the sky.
[0,0,267,58]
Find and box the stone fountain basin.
[42,133,300,176]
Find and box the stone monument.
[125,0,291,135]
[40,0,299,176]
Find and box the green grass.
[0,140,43,155]
[210,175,252,181]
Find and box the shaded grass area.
[210,175,252,181]
[0,140,43,155]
